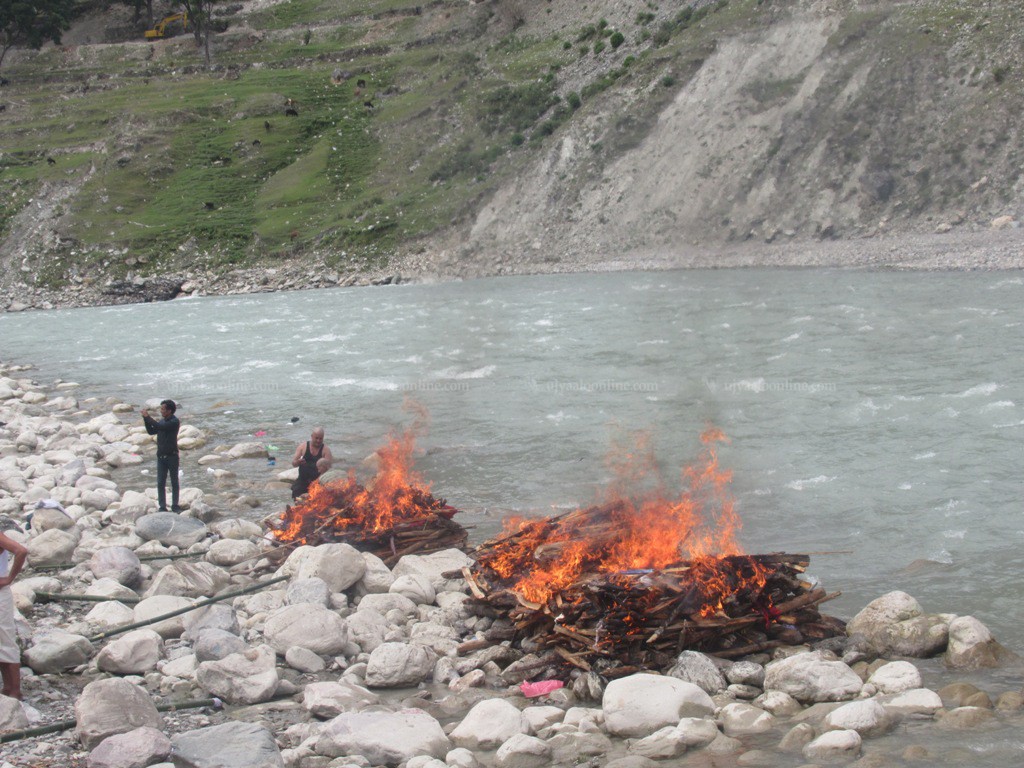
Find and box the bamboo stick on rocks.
[89,574,289,642]
[31,550,204,572]
[0,697,233,744]
[35,591,140,604]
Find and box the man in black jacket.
[143,399,181,512]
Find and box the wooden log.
[710,639,784,659]
[90,574,289,643]
[462,567,486,599]
[553,645,591,671]
[457,638,492,654]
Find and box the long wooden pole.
[30,551,206,572]
[89,574,289,643]
[35,591,140,605]
[0,697,230,744]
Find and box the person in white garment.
[0,519,28,701]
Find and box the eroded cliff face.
[442,0,1022,274]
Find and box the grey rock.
[450,698,528,750]
[182,603,239,640]
[24,629,94,673]
[285,645,325,673]
[285,577,331,607]
[133,595,193,638]
[86,726,171,768]
[667,650,728,694]
[27,527,79,565]
[302,680,380,719]
[263,603,349,656]
[196,644,279,705]
[143,560,230,598]
[365,641,436,688]
[96,628,163,675]
[89,546,143,588]
[846,591,948,658]
[494,733,551,768]
[316,710,450,764]
[802,729,862,761]
[603,673,715,738]
[75,678,163,750]
[193,628,248,662]
[945,615,1016,669]
[134,513,208,548]
[171,721,284,768]
[0,694,29,732]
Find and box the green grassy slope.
[0,0,572,281]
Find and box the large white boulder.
[450,698,529,750]
[718,702,775,736]
[764,651,862,703]
[293,542,366,592]
[316,710,450,765]
[133,595,194,638]
[196,644,280,705]
[263,604,349,656]
[85,726,171,768]
[171,721,284,768]
[603,673,715,738]
[24,629,94,673]
[74,678,163,750]
[143,561,231,599]
[802,729,862,761]
[302,680,380,719]
[880,687,943,718]
[823,699,894,737]
[96,628,164,675]
[392,548,473,590]
[89,546,143,588]
[846,591,948,657]
[364,642,436,688]
[944,615,1013,669]
[867,660,922,694]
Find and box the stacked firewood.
[267,477,468,566]
[464,504,844,677]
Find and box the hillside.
[1,0,1022,308]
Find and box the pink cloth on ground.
[520,679,564,697]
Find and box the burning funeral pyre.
[463,430,845,678]
[268,429,468,566]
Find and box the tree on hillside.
[0,0,75,72]
[178,0,218,65]
[493,0,527,32]
[118,0,154,27]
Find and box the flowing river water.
[2,268,1023,764]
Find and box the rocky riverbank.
[2,361,1024,768]
[2,228,1023,313]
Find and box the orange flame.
[273,427,452,544]
[479,428,768,616]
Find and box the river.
[3,268,1023,763]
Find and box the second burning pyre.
[463,430,845,676]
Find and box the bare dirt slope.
[405,0,1024,278]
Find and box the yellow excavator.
[144,12,188,39]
